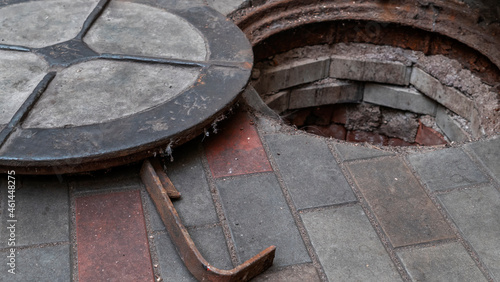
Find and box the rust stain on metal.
[149,157,181,199]
[140,159,276,281]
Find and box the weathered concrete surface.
[0,51,48,124]
[397,243,487,282]
[364,84,437,116]
[85,1,207,60]
[346,157,455,248]
[23,60,199,128]
[301,206,402,281]
[0,0,99,48]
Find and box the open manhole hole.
[234,0,500,147]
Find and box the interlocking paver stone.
[301,205,402,281]
[167,141,218,228]
[438,186,500,280]
[154,233,196,282]
[0,0,99,48]
[408,148,489,191]
[397,242,487,282]
[76,190,154,281]
[216,173,310,267]
[0,244,71,281]
[205,111,272,178]
[334,143,394,161]
[154,226,232,281]
[265,134,356,210]
[253,263,321,282]
[0,176,68,247]
[346,157,455,247]
[466,137,500,182]
[70,163,142,193]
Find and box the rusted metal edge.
[233,0,500,71]
[140,159,275,281]
[149,157,181,199]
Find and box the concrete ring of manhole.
[234,0,500,148]
[0,0,252,174]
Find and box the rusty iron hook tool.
[141,158,276,281]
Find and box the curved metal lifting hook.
[141,159,276,281]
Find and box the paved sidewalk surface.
[1,109,499,281]
[1,0,499,281]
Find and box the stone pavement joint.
[346,157,455,248]
[216,173,311,268]
[438,186,500,281]
[408,148,489,192]
[265,133,356,210]
[397,242,487,281]
[301,205,402,281]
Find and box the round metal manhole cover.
[0,0,253,174]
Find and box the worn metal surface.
[140,159,276,281]
[0,0,252,174]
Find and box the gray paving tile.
[253,263,320,282]
[154,232,197,282]
[70,163,142,193]
[144,142,218,230]
[467,137,500,182]
[168,142,218,227]
[0,176,69,247]
[0,244,71,282]
[154,226,232,281]
[397,242,487,282]
[334,143,394,162]
[216,173,310,267]
[438,186,500,280]
[408,148,489,191]
[346,157,455,248]
[301,205,402,281]
[265,134,356,210]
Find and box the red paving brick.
[205,110,273,178]
[76,190,154,282]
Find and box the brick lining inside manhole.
[233,1,500,147]
[249,43,499,147]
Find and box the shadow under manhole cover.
[0,0,252,174]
